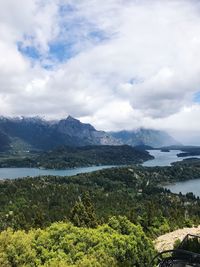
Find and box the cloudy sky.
[1,0,200,144]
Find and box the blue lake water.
[142,149,200,167]
[166,179,200,197]
[143,150,200,197]
[0,150,185,179]
[0,150,200,197]
[0,150,198,179]
[0,165,115,180]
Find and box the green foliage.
[173,239,181,249]
[0,145,153,168]
[0,165,200,237]
[0,159,200,266]
[0,218,155,267]
[70,192,98,228]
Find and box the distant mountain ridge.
[0,116,119,151]
[110,128,180,148]
[0,116,179,151]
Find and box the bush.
[0,217,155,267]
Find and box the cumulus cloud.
[0,0,200,143]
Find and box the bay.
[1,149,200,198]
[143,149,200,197]
[166,179,200,197]
[0,165,115,180]
[142,149,200,167]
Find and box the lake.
[143,150,200,197]
[142,149,200,167]
[0,149,185,179]
[0,149,198,179]
[166,179,200,197]
[1,149,200,197]
[0,165,115,180]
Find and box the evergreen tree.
[70,192,98,228]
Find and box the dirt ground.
[154,226,200,252]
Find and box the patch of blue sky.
[17,38,76,67]
[17,7,110,67]
[17,29,109,67]
[48,41,75,62]
[193,91,200,103]
[49,29,109,61]
[17,41,41,60]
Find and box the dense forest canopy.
[0,217,155,267]
[0,164,200,234]
[0,145,153,169]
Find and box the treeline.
[177,146,200,158]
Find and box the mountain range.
[110,129,180,148]
[0,116,179,152]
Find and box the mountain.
[110,128,180,148]
[0,116,179,152]
[56,116,119,146]
[0,116,119,151]
[0,130,10,151]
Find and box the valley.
[0,116,199,266]
[0,159,200,266]
[0,160,200,233]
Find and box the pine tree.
[70,192,98,228]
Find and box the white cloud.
[0,0,200,143]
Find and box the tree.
[0,219,156,267]
[70,192,98,228]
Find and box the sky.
[0,0,200,144]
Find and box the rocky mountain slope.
[0,116,119,151]
[0,116,179,151]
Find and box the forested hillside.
[0,145,153,168]
[35,145,153,168]
[0,162,200,266]
[0,165,200,234]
